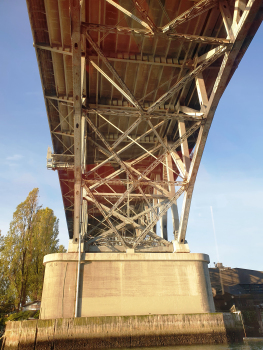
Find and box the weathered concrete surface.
[40,252,215,319]
[2,313,244,349]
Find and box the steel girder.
[26,0,263,251]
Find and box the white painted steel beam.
[156,174,167,240]
[89,54,192,68]
[133,185,187,248]
[196,45,226,64]
[162,0,218,32]
[86,107,204,122]
[90,61,140,109]
[86,32,143,112]
[220,0,235,41]
[82,23,231,45]
[45,95,74,104]
[178,122,191,176]
[195,73,209,109]
[160,203,168,240]
[166,153,180,238]
[70,0,82,243]
[233,0,246,27]
[177,0,262,244]
[148,45,227,113]
[84,190,169,241]
[105,0,151,30]
[131,0,158,33]
[171,151,186,179]
[34,43,72,55]
[27,0,263,252]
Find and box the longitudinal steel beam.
[91,193,168,199]
[84,179,184,186]
[88,54,191,68]
[85,107,203,122]
[70,0,82,242]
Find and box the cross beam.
[82,23,231,46]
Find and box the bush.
[6,310,39,321]
[242,310,258,324]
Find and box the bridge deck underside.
[26,0,263,251]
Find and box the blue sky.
[0,2,262,270]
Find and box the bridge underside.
[27,0,263,253]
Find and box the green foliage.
[1,188,41,309]
[57,244,67,253]
[242,310,258,325]
[0,231,15,327]
[27,206,60,301]
[6,310,39,322]
[0,188,66,311]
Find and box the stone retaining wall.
[2,313,244,349]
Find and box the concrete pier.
[40,252,215,319]
[2,253,245,349]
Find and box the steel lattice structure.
[27,0,263,252]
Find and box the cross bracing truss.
[27,0,263,252]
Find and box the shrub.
[6,310,39,321]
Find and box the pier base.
[3,313,244,349]
[40,252,215,319]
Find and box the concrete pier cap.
[40,251,215,320]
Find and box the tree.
[3,188,40,309]
[0,231,15,322]
[28,207,65,300]
[0,188,66,310]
